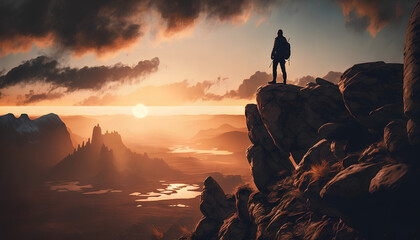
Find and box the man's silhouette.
[269,29,288,84]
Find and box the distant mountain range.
[0,113,183,189]
[193,124,250,152]
[51,124,182,186]
[193,123,247,140]
[0,113,74,188]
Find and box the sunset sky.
[0,0,416,115]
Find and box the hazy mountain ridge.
[193,124,247,140]
[51,124,181,186]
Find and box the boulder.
[200,177,235,221]
[256,83,351,164]
[339,62,403,131]
[317,121,374,153]
[320,162,383,201]
[384,120,410,155]
[404,1,420,147]
[246,144,282,193]
[369,103,404,130]
[369,163,412,194]
[367,163,420,239]
[296,139,338,174]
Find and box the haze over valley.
[0,112,249,239]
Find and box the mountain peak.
[19,114,30,120]
[91,124,103,145]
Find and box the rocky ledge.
[180,3,420,240]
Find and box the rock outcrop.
[404,1,420,149]
[0,113,74,190]
[256,82,352,164]
[181,3,420,240]
[339,62,404,132]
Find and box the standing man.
[269,29,290,84]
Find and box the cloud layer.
[0,0,413,56]
[0,0,280,57]
[0,56,159,92]
[77,71,274,106]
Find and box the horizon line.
[0,106,246,116]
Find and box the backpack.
[279,40,291,60]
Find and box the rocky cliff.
[0,113,74,189]
[180,3,420,240]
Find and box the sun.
[132,104,148,119]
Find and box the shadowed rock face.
[256,82,351,164]
[404,1,420,148]
[245,104,294,193]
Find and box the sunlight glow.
[169,145,233,155]
[132,104,148,118]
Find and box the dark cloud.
[0,0,280,56]
[332,0,416,36]
[0,0,415,57]
[343,10,369,33]
[0,56,159,92]
[225,71,271,99]
[22,90,63,104]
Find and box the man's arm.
[271,39,277,59]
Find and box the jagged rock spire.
[91,123,103,146]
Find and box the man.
[269,29,289,84]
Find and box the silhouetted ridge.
[0,113,73,190]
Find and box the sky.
[0,0,417,115]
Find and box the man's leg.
[270,60,279,84]
[280,60,287,84]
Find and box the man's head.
[277,29,283,36]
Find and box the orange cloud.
[336,0,410,36]
[77,71,272,106]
